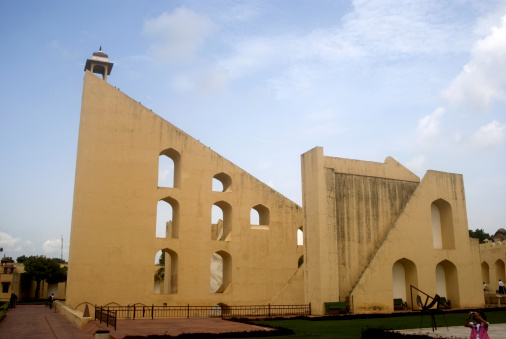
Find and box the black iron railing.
[95,303,310,320]
[95,306,117,330]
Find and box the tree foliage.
[155,251,165,281]
[16,255,28,263]
[2,257,14,263]
[23,255,67,299]
[469,228,493,243]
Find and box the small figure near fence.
[9,293,17,308]
[464,310,489,339]
[499,279,505,294]
[48,293,54,309]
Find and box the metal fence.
[95,303,311,320]
[95,306,117,331]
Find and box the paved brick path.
[0,305,91,338]
[0,305,275,338]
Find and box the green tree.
[155,251,165,281]
[16,255,28,263]
[23,256,67,299]
[469,228,493,243]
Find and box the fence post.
[309,302,311,315]
[187,304,190,318]
[268,303,271,317]
[133,304,136,320]
[152,304,154,320]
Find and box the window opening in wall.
[159,148,181,188]
[212,178,223,192]
[436,260,460,308]
[298,255,304,268]
[250,204,270,229]
[210,251,232,293]
[297,227,303,245]
[496,259,505,284]
[211,201,231,241]
[210,303,231,317]
[431,199,455,250]
[2,283,9,293]
[156,197,179,239]
[212,173,232,192]
[250,209,259,226]
[481,262,490,285]
[154,249,178,294]
[392,258,418,309]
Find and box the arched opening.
[156,197,179,238]
[210,303,231,317]
[159,148,181,188]
[431,199,455,249]
[210,251,232,293]
[495,259,506,288]
[250,204,270,228]
[154,249,178,294]
[392,258,418,309]
[436,260,460,308]
[297,226,303,245]
[212,173,232,192]
[481,262,490,285]
[211,201,232,241]
[92,65,106,78]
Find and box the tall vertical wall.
[66,72,304,309]
[302,147,484,314]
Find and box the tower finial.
[99,46,102,52]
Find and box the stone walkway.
[0,305,274,338]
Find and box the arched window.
[211,201,232,241]
[212,173,232,192]
[392,258,418,309]
[298,255,304,268]
[481,262,490,285]
[431,199,455,249]
[210,303,231,317]
[154,249,178,294]
[495,259,505,285]
[210,251,232,293]
[297,226,303,246]
[250,204,270,229]
[436,260,460,308]
[156,197,179,238]
[159,148,181,188]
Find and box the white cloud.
[443,15,506,112]
[0,231,33,253]
[143,8,217,63]
[405,155,426,174]
[468,120,506,150]
[42,239,63,255]
[416,107,445,144]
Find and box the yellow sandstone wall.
[302,147,484,314]
[66,72,304,310]
[479,241,506,294]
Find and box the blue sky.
[1,0,505,261]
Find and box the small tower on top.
[84,47,114,81]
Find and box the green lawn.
[227,309,506,339]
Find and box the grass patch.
[0,302,9,322]
[227,309,506,339]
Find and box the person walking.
[499,279,505,294]
[465,310,489,339]
[48,293,54,309]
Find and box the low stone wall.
[54,301,93,328]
